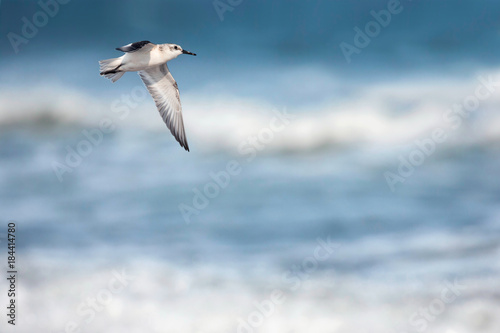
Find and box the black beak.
[182,49,196,56]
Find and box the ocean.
[0,0,499,332]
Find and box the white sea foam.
[1,250,498,333]
[2,73,500,154]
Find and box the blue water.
[0,0,500,332]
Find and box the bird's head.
[169,44,196,58]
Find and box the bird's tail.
[99,56,125,82]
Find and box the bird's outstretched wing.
[116,41,154,53]
[138,64,189,151]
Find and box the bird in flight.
[99,41,196,151]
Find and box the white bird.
[99,41,196,151]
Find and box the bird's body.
[99,41,196,151]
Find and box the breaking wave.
[2,71,500,154]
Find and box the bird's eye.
[174,46,179,50]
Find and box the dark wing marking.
[116,41,152,53]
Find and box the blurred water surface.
[0,0,499,332]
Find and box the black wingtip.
[116,40,151,53]
[177,140,189,152]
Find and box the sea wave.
[3,72,500,153]
[3,248,499,333]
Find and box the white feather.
[99,41,195,150]
[138,64,189,151]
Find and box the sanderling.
[99,41,196,151]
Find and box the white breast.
[121,46,170,72]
